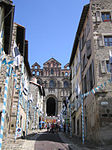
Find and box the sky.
[13,0,89,68]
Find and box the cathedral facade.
[31,58,71,117]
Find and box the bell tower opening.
[47,97,56,116]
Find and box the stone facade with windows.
[69,0,112,144]
[0,0,14,138]
[29,77,45,130]
[31,58,71,118]
[9,23,31,136]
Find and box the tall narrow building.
[69,0,112,144]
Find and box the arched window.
[64,81,69,88]
[51,69,54,75]
[35,66,38,69]
[65,72,68,76]
[49,80,55,88]
[37,71,39,76]
[32,71,35,76]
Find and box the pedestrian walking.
[47,122,50,132]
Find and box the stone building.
[0,0,14,136]
[9,23,31,136]
[69,0,112,144]
[31,58,71,119]
[29,77,45,130]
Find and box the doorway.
[46,97,56,116]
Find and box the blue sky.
[13,0,89,68]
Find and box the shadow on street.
[25,130,72,150]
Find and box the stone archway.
[46,95,58,117]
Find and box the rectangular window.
[96,11,101,22]
[100,60,107,73]
[102,12,111,22]
[106,60,110,72]
[104,36,112,46]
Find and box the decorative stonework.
[31,58,71,116]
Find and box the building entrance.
[46,97,56,116]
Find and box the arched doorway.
[46,97,56,116]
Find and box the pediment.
[31,62,40,69]
[44,58,61,66]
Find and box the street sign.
[17,128,22,137]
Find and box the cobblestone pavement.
[34,131,70,150]
[2,131,38,150]
[2,130,112,150]
[59,132,112,150]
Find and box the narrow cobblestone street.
[2,129,112,150]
